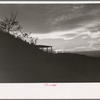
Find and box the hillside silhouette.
[0,30,100,82]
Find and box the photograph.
[1,4,100,83]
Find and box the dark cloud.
[0,4,100,33]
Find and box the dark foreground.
[0,31,100,82]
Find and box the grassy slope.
[0,30,100,82]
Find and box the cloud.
[30,20,100,40]
[30,28,84,40]
[29,15,100,52]
[65,46,97,52]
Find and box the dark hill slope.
[0,30,100,82]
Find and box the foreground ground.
[0,30,100,82]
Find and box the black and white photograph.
[1,4,100,83]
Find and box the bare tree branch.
[0,12,20,33]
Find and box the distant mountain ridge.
[74,50,100,57]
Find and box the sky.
[1,4,100,52]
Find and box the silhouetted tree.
[34,38,38,45]
[27,34,38,45]
[0,12,38,45]
[20,32,38,45]
[0,12,21,33]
